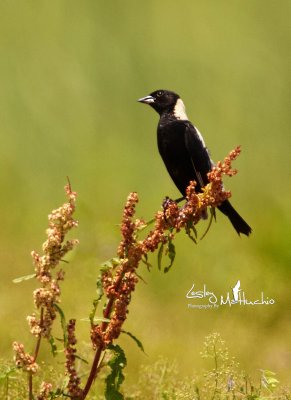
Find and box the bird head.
[138,89,181,116]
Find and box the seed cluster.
[13,148,241,399]
[13,341,39,374]
[13,184,79,396]
[29,184,79,338]
[65,319,83,398]
[90,147,241,350]
[36,382,53,400]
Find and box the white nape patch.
[173,98,189,120]
[195,126,206,148]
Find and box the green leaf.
[49,388,66,398]
[89,275,104,324]
[261,369,279,391]
[135,220,148,231]
[75,354,89,364]
[81,317,111,323]
[89,299,99,325]
[261,369,276,376]
[164,238,176,273]
[48,336,58,357]
[141,254,152,270]
[54,303,67,346]
[185,220,197,243]
[200,207,215,240]
[157,242,164,271]
[96,275,104,299]
[61,376,70,392]
[0,366,16,381]
[100,257,120,272]
[121,330,146,354]
[267,377,279,385]
[105,344,126,400]
[12,273,36,283]
[135,271,147,284]
[145,218,155,226]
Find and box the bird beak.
[137,95,155,104]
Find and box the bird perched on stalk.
[138,89,252,236]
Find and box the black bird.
[138,89,252,236]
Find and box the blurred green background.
[1,0,290,388]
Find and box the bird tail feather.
[218,200,252,237]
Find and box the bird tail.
[218,200,252,237]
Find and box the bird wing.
[184,122,212,189]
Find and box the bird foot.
[162,196,185,221]
[162,196,172,216]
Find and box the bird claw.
[162,196,171,210]
[162,196,174,221]
[162,196,185,210]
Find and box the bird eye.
[156,91,163,97]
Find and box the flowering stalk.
[36,382,53,400]
[13,183,79,399]
[65,319,83,398]
[82,146,242,398]
[13,147,242,399]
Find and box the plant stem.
[211,343,218,400]
[28,372,33,400]
[82,346,103,398]
[34,307,44,360]
[28,308,44,399]
[5,376,8,400]
[82,272,124,398]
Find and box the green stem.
[28,307,44,399]
[5,375,8,400]
[28,372,33,400]
[82,269,125,399]
[82,346,103,399]
[211,343,218,400]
